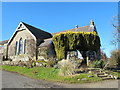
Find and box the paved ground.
[2,70,64,88]
[2,70,120,88]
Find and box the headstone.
[81,78,87,80]
[88,75,94,77]
[66,50,83,60]
[86,50,97,61]
[76,50,83,59]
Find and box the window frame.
[24,39,26,54]
[18,38,23,54]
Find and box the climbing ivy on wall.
[52,31,101,60]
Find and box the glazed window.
[24,39,26,54]
[18,38,23,54]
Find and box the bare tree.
[111,15,120,50]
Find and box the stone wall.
[10,54,30,62]
[0,45,4,60]
[27,39,36,58]
[8,29,36,61]
[0,44,7,60]
[38,44,55,60]
[38,47,48,60]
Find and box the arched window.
[15,41,18,55]
[18,38,23,54]
[24,39,26,54]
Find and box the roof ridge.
[52,25,90,35]
[21,22,52,39]
[22,22,41,30]
[68,25,90,30]
[78,25,90,28]
[22,22,52,35]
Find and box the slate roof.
[6,21,98,46]
[52,25,97,35]
[22,22,52,39]
[39,38,52,47]
[39,25,97,47]
[7,22,53,45]
[0,40,8,45]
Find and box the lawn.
[2,65,102,83]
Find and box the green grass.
[103,70,120,79]
[2,65,102,83]
[112,72,120,79]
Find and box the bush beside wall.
[52,31,101,60]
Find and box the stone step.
[97,75,108,77]
[104,72,111,74]
[102,77,114,80]
[94,70,101,72]
[116,70,120,73]
[96,73,105,75]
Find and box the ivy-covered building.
[44,20,101,61]
[0,20,101,62]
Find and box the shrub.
[91,60,104,68]
[109,50,120,69]
[34,60,47,67]
[59,60,76,76]
[46,57,57,67]
[58,59,83,76]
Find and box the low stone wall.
[2,60,47,68]
[0,53,3,61]
[9,54,32,62]
[2,61,35,68]
[2,61,19,66]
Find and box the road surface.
[2,70,119,88]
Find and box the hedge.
[52,31,101,60]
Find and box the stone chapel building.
[3,22,52,61]
[0,20,101,61]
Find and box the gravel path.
[2,70,119,88]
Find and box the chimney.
[90,20,97,33]
[75,25,78,29]
[90,20,94,25]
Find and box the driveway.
[2,70,119,88]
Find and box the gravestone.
[86,50,97,61]
[66,50,83,60]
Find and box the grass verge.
[2,65,102,83]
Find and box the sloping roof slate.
[6,22,98,46]
[0,40,8,45]
[39,38,52,47]
[52,25,97,35]
[22,22,52,39]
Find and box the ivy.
[52,31,101,60]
